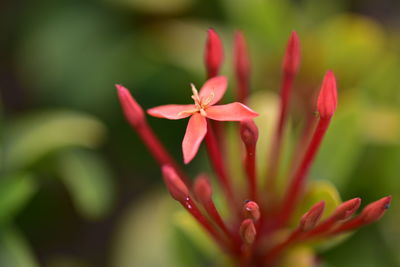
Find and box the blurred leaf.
[112,192,177,267]
[0,226,39,267]
[111,0,194,14]
[293,180,341,226]
[58,149,114,220]
[279,246,315,267]
[3,110,106,171]
[0,173,37,224]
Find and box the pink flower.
[147,76,258,164]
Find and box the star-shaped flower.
[148,76,258,164]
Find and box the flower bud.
[193,174,213,204]
[317,71,338,119]
[234,31,250,79]
[240,219,257,244]
[116,84,145,127]
[360,196,392,224]
[283,31,301,75]
[332,198,361,221]
[205,28,223,78]
[300,201,325,231]
[162,165,189,202]
[240,119,259,148]
[243,200,260,221]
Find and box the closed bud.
[243,200,260,221]
[283,31,301,75]
[193,174,213,204]
[240,119,259,148]
[332,198,361,221]
[360,196,392,224]
[116,84,145,127]
[300,201,325,231]
[317,71,338,119]
[234,31,251,83]
[162,165,189,202]
[240,219,257,244]
[205,28,224,78]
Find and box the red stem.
[181,198,233,253]
[244,143,257,202]
[203,201,239,246]
[266,72,295,194]
[205,122,237,212]
[263,228,302,265]
[136,122,189,184]
[278,117,331,227]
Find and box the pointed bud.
[193,174,213,204]
[240,119,259,148]
[243,200,260,221]
[360,196,392,224]
[116,84,145,127]
[205,28,223,78]
[332,198,361,221]
[240,219,257,244]
[162,165,189,202]
[283,31,301,75]
[300,201,325,231]
[317,71,338,119]
[234,31,250,83]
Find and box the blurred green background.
[1,0,399,266]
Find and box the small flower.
[147,76,258,164]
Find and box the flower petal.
[199,76,227,105]
[147,104,196,120]
[182,113,207,164]
[206,102,258,121]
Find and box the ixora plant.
[115,29,391,266]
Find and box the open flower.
[147,76,258,164]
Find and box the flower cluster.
[116,29,391,266]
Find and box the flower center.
[190,84,214,116]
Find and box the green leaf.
[58,149,114,220]
[0,173,37,224]
[0,226,39,267]
[3,110,106,171]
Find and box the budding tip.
[361,196,392,223]
[317,70,338,119]
[300,201,325,231]
[193,174,213,204]
[205,28,223,77]
[240,119,259,146]
[283,30,301,75]
[240,219,257,244]
[162,165,189,202]
[243,201,261,221]
[116,84,145,126]
[333,197,362,221]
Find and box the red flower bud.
[162,165,189,202]
[243,201,261,221]
[360,196,392,224]
[116,84,145,127]
[332,198,361,221]
[283,31,301,75]
[240,119,259,148]
[240,219,257,244]
[193,174,213,204]
[317,71,338,119]
[205,28,224,78]
[234,31,250,86]
[300,201,325,231]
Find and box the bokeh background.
[1,0,400,266]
